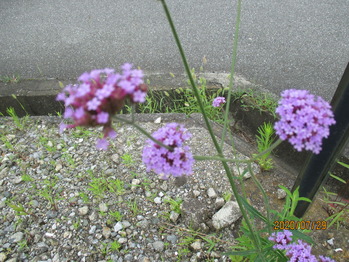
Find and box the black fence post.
[292,63,349,218]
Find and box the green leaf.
[240,198,268,223]
[330,173,347,184]
[338,161,349,169]
[291,230,315,245]
[297,197,312,203]
[224,249,258,256]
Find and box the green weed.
[109,210,123,221]
[7,203,29,216]
[164,197,182,214]
[253,122,276,171]
[0,74,20,83]
[127,199,140,216]
[322,162,349,229]
[121,153,135,166]
[6,107,29,130]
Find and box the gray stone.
[166,234,177,244]
[212,201,242,230]
[0,199,6,209]
[114,222,123,232]
[215,198,225,209]
[154,197,162,204]
[13,176,22,184]
[193,190,200,197]
[277,188,287,199]
[118,237,127,244]
[170,211,180,223]
[152,241,164,252]
[99,202,108,212]
[122,221,131,228]
[102,226,111,239]
[35,242,49,255]
[4,258,16,262]
[0,253,7,262]
[190,240,201,251]
[30,200,39,208]
[137,219,149,229]
[55,163,63,172]
[111,154,119,163]
[89,225,96,234]
[10,232,24,243]
[78,206,89,216]
[46,210,58,219]
[207,188,217,198]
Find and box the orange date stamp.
[273,220,327,230]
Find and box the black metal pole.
[292,63,349,218]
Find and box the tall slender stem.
[159,0,263,256]
[113,115,173,151]
[220,0,242,149]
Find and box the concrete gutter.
[0,72,261,117]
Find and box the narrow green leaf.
[224,249,258,256]
[330,173,347,184]
[240,197,268,223]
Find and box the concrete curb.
[0,72,348,180]
[0,72,261,117]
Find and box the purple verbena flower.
[274,89,335,154]
[285,240,317,262]
[142,123,194,180]
[270,230,336,262]
[56,64,146,150]
[269,230,293,250]
[212,97,226,107]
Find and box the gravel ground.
[0,113,263,262]
[1,113,347,262]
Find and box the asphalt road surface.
[1,0,348,101]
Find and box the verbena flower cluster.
[274,89,335,154]
[269,230,336,262]
[142,123,194,180]
[56,63,147,150]
[212,96,226,107]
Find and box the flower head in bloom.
[268,230,293,250]
[269,230,336,262]
[142,123,194,180]
[56,64,147,149]
[212,96,226,107]
[274,89,335,154]
[285,240,317,262]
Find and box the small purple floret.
[212,97,226,107]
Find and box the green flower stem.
[194,139,282,164]
[221,0,242,149]
[159,0,263,257]
[194,155,251,163]
[247,163,272,235]
[112,115,173,151]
